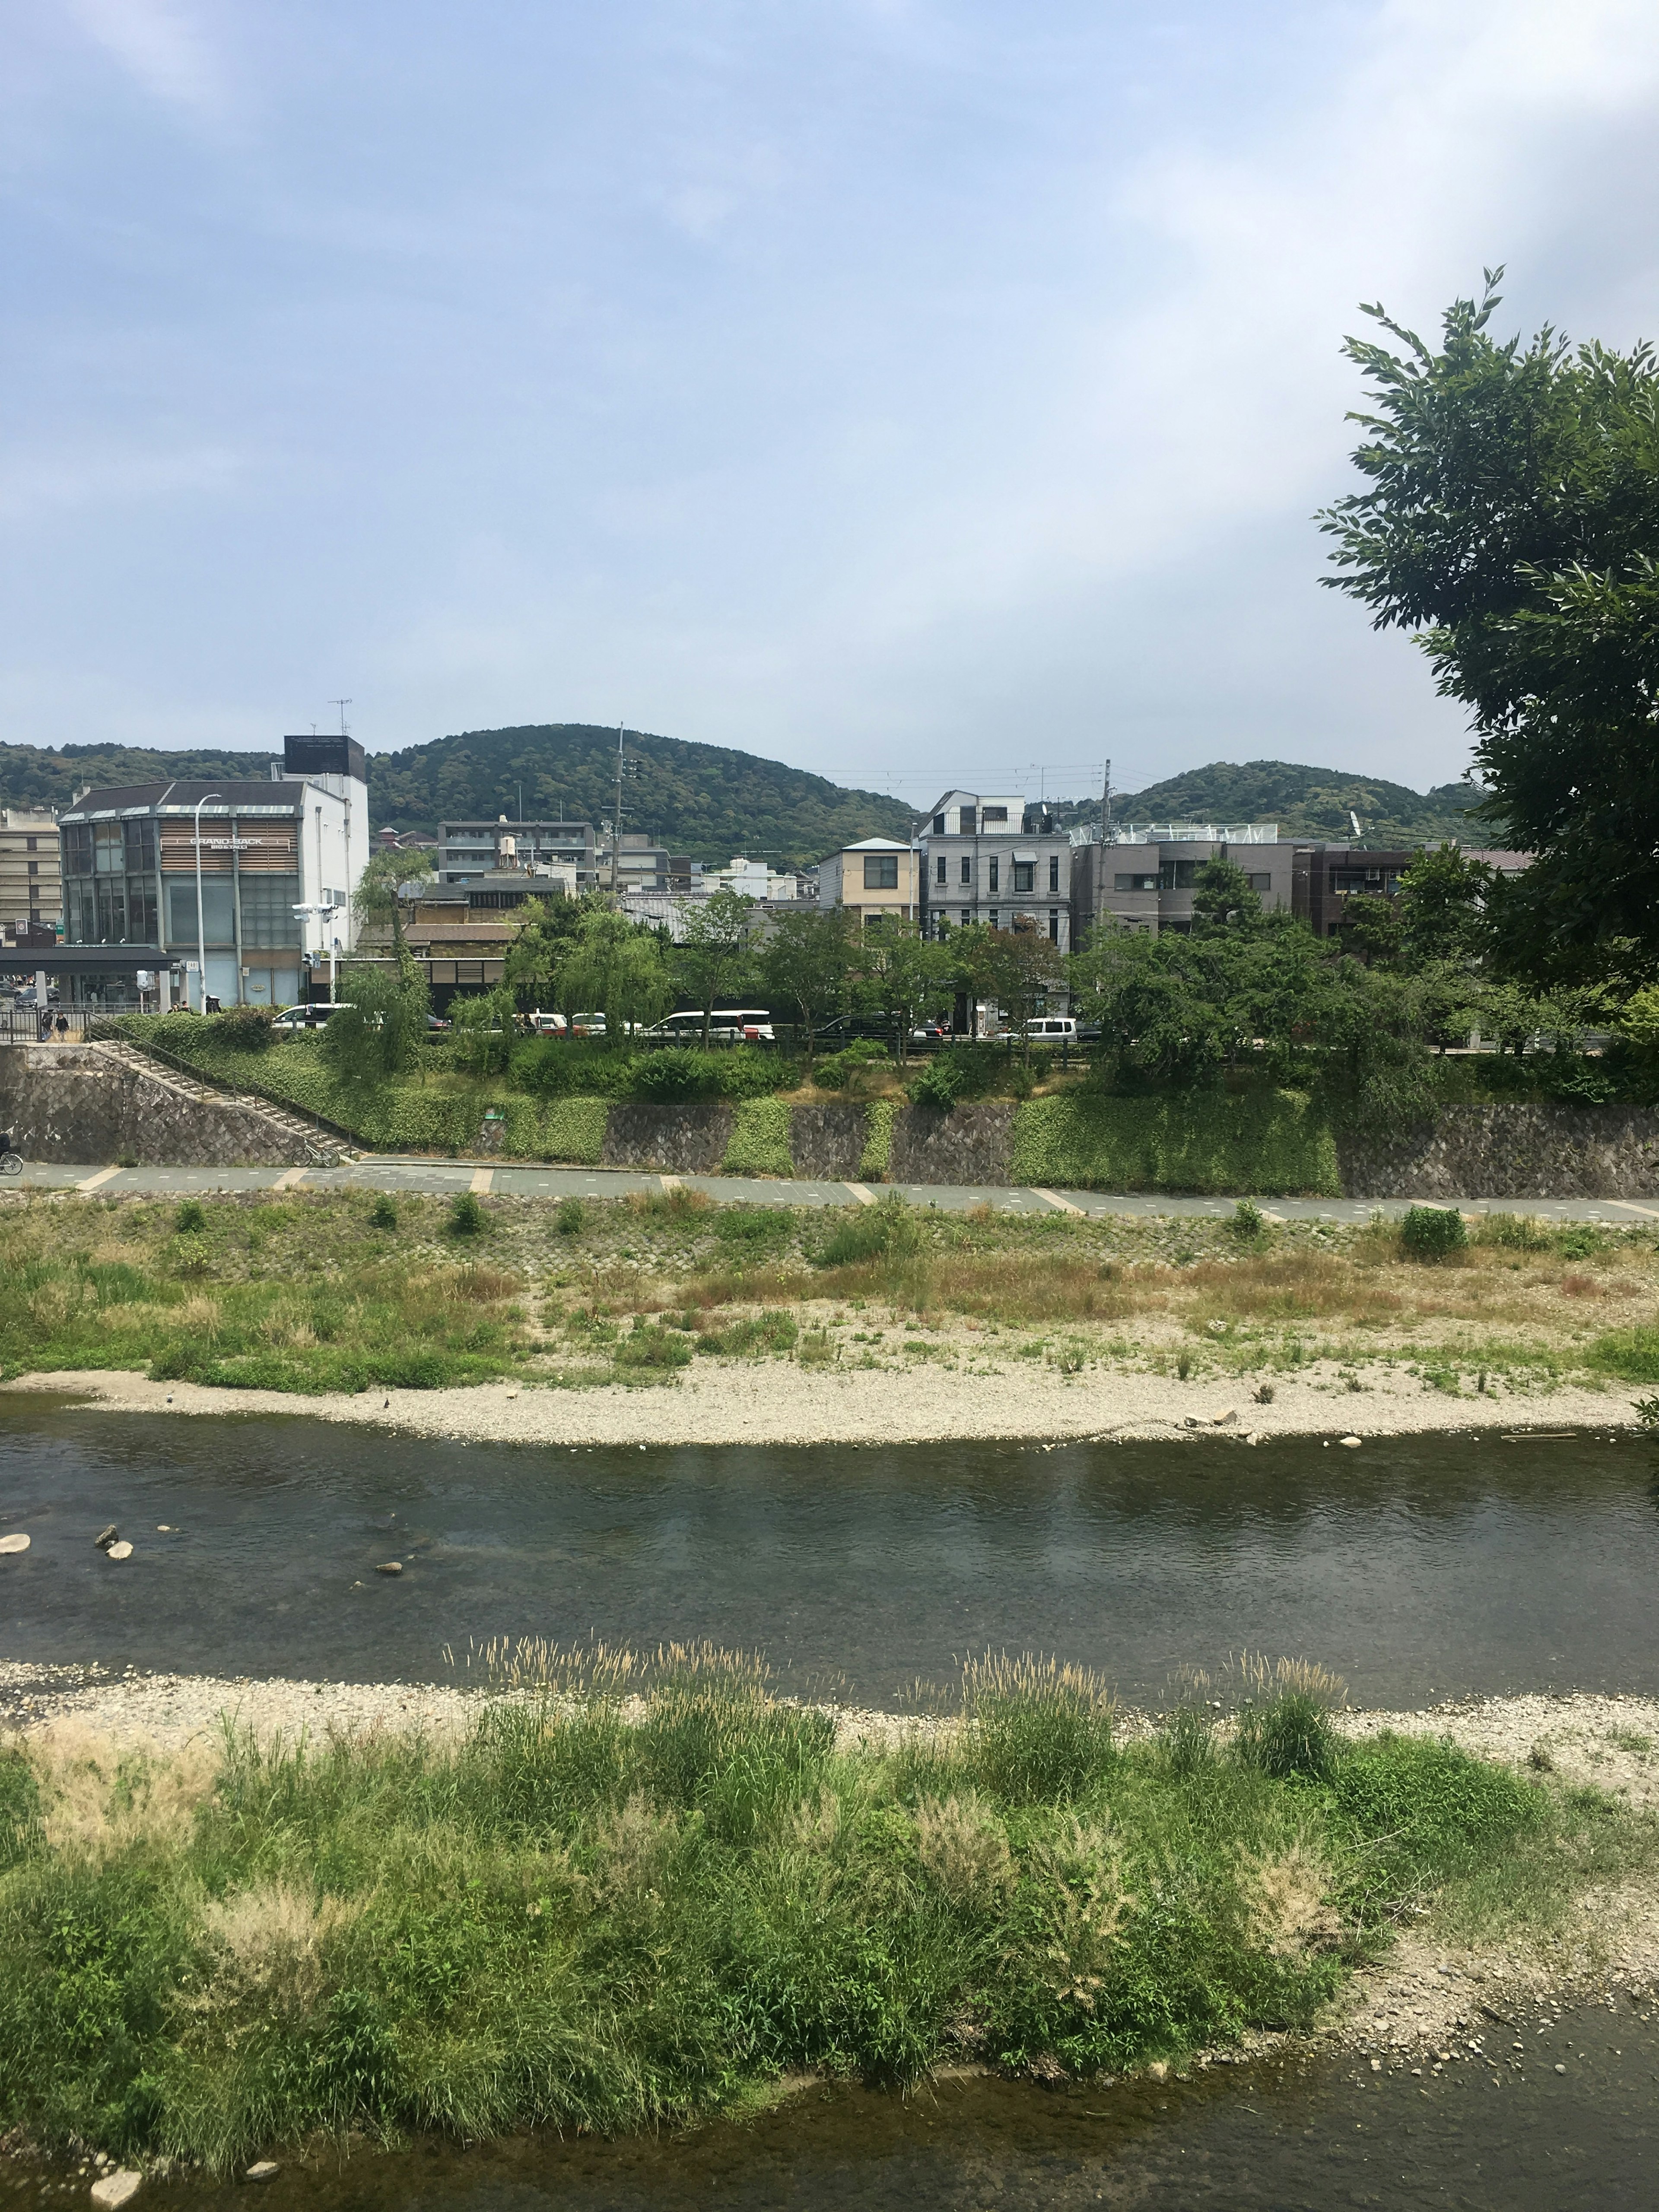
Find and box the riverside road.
[6,1157,1655,1224]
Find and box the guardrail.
[0,1007,101,1042]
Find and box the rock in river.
[105,1541,133,1561]
[375,1560,403,1576]
[244,2161,280,2184]
[90,2171,142,2209]
[94,1523,118,1550]
[0,1532,29,1554]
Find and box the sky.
[4,1,1659,808]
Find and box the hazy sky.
[5,1,1658,805]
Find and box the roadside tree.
[761,906,858,1067]
[557,906,673,1040]
[675,888,759,1046]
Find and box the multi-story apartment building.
[918,789,1073,949]
[1292,844,1530,937]
[0,807,60,941]
[1070,823,1292,939]
[814,839,921,924]
[439,818,598,892]
[49,734,370,1009]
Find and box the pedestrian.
[37,1010,50,1042]
[54,1011,69,1043]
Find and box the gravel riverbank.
[3,1360,1641,1446]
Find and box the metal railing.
[0,1006,103,1042]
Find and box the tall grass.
[0,1645,1641,2172]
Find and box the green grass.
[721,1096,794,1178]
[0,1650,1643,2172]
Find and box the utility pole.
[611,722,624,901]
[1099,757,1111,931]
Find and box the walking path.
[7,1154,1656,1223]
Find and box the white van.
[1025,1017,1078,1043]
[645,1008,776,1045]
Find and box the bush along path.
[0,1649,1648,2175]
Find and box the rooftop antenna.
[330,698,352,737]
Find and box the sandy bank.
[3,1360,1641,1446]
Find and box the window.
[1246,873,1272,893]
[239,875,303,950]
[982,805,1007,824]
[959,855,970,885]
[124,819,156,872]
[1159,860,1197,891]
[94,824,124,873]
[1049,909,1060,944]
[863,853,899,890]
[935,855,946,885]
[1012,861,1033,893]
[25,836,36,852]
[1049,854,1060,894]
[958,806,976,834]
[63,824,92,876]
[27,859,38,877]
[932,813,945,834]
[988,909,999,930]
[93,879,127,940]
[988,857,1000,893]
[1329,869,1378,894]
[128,882,157,941]
[1114,873,1157,893]
[960,907,970,926]
[168,880,236,944]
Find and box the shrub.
[814,1194,920,1268]
[713,1206,788,1246]
[906,1059,962,1112]
[555,1197,585,1235]
[175,1199,207,1233]
[813,1040,891,1091]
[1555,1223,1608,1261]
[368,1194,397,1230]
[214,1005,274,1052]
[1230,1198,1265,1239]
[1400,1205,1467,1261]
[631,1048,718,1103]
[613,1323,693,1372]
[1235,1691,1337,1783]
[1475,1212,1552,1250]
[448,1192,489,1236]
[1589,1327,1659,1383]
[963,1654,1115,1804]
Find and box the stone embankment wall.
[0,1044,315,1167]
[1336,1103,1659,1199]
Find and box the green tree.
[557,906,672,1041]
[356,848,435,973]
[856,916,955,1061]
[1395,845,1495,969]
[1318,270,1659,975]
[761,906,858,1066]
[320,962,431,1089]
[502,895,582,1011]
[675,888,759,1046]
[450,985,515,1076]
[1335,891,1402,966]
[1190,856,1262,930]
[951,922,1064,1060]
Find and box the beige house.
[0,807,60,940]
[815,837,920,925]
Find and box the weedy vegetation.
[0,1644,1646,2172]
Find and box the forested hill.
[366,724,912,867]
[0,725,914,870]
[1038,759,1496,847]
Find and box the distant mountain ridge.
[1039,759,1497,848]
[0,735,1497,866]
[0,725,914,871]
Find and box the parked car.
[271,1002,348,1033]
[641,1008,775,1046]
[1024,1017,1078,1044]
[909,1021,951,1042]
[528,1010,567,1035]
[425,1013,452,1032]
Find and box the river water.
[0,1398,1651,1704]
[3,1393,1657,2206]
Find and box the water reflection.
[5,2004,1649,2212]
[0,1399,1650,1707]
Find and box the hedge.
[857,1098,898,1182]
[1010,1089,1341,1195]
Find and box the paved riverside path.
[7,1156,1657,1224]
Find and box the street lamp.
[292,903,340,1000]
[193,792,222,1012]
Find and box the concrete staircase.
[88,1039,354,1167]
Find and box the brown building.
[0,807,61,941]
[1291,845,1530,938]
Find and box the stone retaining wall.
[1336,1102,1659,1199]
[601,1103,734,1173]
[0,1045,313,1167]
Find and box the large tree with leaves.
[1318,270,1659,976]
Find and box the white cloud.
[58,0,227,118]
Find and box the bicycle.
[0,1147,22,1178]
